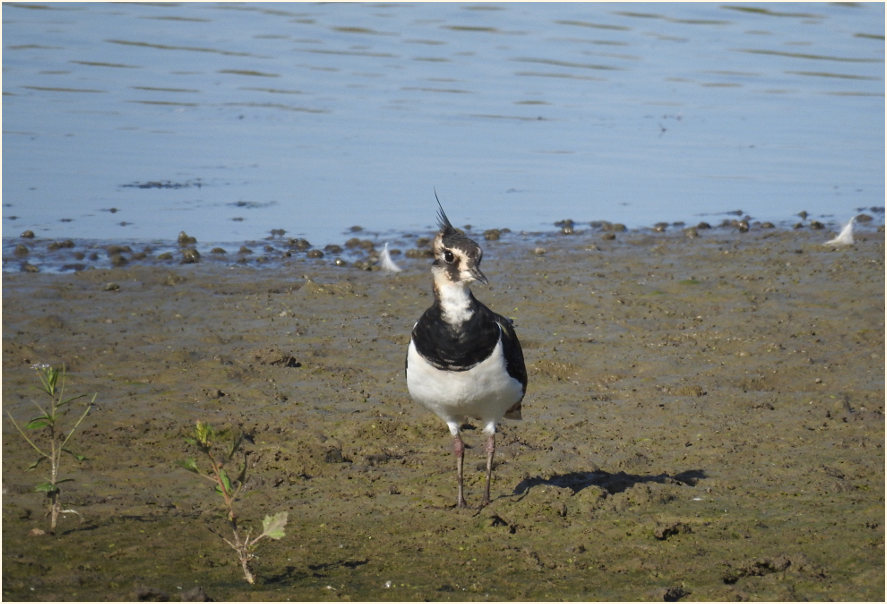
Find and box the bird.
[824,215,856,246]
[405,194,527,508]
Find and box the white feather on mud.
[379,242,402,272]
[824,216,856,247]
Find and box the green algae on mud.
[2,228,884,601]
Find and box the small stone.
[178,231,197,246]
[288,238,311,251]
[104,282,121,291]
[181,248,201,264]
[48,239,75,251]
[20,230,35,239]
[28,527,46,537]
[653,521,692,540]
[557,219,575,235]
[14,244,29,257]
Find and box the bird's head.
[431,193,487,287]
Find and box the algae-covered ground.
[2,226,884,601]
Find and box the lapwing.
[406,195,527,508]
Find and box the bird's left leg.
[482,426,496,507]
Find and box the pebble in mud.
[181,247,201,263]
[556,219,575,234]
[592,220,628,232]
[48,239,75,251]
[288,238,311,251]
[13,244,28,257]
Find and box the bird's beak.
[469,266,488,285]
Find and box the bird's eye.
[443,250,455,264]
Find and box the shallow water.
[2,2,884,246]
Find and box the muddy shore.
[2,224,884,601]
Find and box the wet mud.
[2,226,884,601]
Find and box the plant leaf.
[177,458,200,473]
[26,457,47,471]
[218,468,232,494]
[261,511,288,540]
[57,393,87,408]
[34,482,57,493]
[62,448,87,462]
[25,416,51,430]
[195,421,213,447]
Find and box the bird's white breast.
[406,337,524,428]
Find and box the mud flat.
[2,226,884,601]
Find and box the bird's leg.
[453,434,467,508]
[482,432,495,507]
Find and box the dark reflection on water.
[2,2,883,248]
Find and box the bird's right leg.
[453,433,467,508]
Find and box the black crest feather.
[434,189,456,235]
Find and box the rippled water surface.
[2,2,884,246]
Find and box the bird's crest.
[434,189,457,236]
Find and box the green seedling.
[180,421,287,584]
[6,363,95,533]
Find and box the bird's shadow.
[513,468,706,497]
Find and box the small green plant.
[180,420,288,584]
[6,363,95,533]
